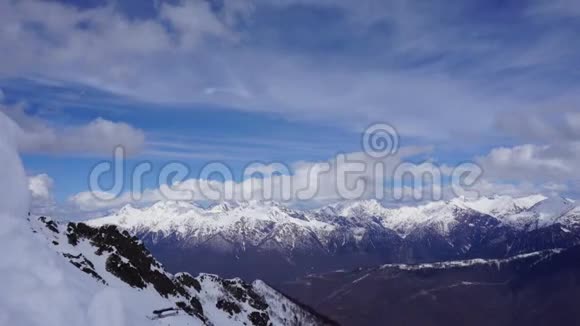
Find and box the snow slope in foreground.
[0,113,110,326]
[29,216,332,326]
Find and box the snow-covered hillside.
[28,216,335,326]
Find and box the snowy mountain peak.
[529,196,574,214]
[513,194,549,208]
[452,194,547,218]
[88,200,334,252]
[497,196,578,229]
[86,195,580,254]
[207,200,243,213]
[318,195,576,236]
[316,199,387,219]
[149,200,204,213]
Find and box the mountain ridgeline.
[87,195,580,284]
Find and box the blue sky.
[0,0,579,217]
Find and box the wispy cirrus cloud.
[0,0,578,144]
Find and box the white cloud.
[159,0,234,48]
[29,174,53,201]
[66,141,580,215]
[61,139,580,216]
[477,143,580,182]
[54,118,145,155]
[0,0,577,144]
[473,142,580,200]
[68,146,434,212]
[466,179,542,198]
[0,0,240,88]
[2,104,145,155]
[28,174,57,215]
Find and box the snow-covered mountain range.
[86,195,580,283]
[29,216,336,326]
[89,195,579,238]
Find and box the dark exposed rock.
[174,301,206,322]
[189,296,204,318]
[63,252,106,284]
[175,273,201,292]
[216,298,242,315]
[67,223,187,298]
[222,279,269,311]
[248,311,270,326]
[105,253,146,288]
[38,216,59,233]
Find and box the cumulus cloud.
[472,142,580,200]
[60,139,580,216]
[63,142,580,215]
[477,143,580,182]
[1,104,145,155]
[68,146,435,212]
[465,179,545,198]
[29,174,53,201]
[28,174,57,215]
